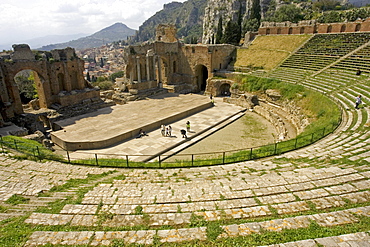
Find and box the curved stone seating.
[5,32,370,246]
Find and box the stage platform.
[51,93,213,151]
[61,96,246,162]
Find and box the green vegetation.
[233,35,312,71]
[14,70,37,103]
[0,136,64,162]
[5,195,30,205]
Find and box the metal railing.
[0,119,340,169]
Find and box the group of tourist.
[160,121,191,139]
[160,125,172,137]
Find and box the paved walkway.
[63,96,245,162]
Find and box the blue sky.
[0,0,186,47]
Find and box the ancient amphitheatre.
[1,22,370,246]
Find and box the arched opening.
[14,69,39,107]
[277,28,281,34]
[327,25,332,33]
[340,25,346,33]
[300,27,305,34]
[195,65,208,92]
[266,28,270,35]
[288,27,293,34]
[219,83,231,97]
[355,24,361,32]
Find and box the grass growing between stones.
[5,215,369,247]
[5,194,30,205]
[149,217,370,247]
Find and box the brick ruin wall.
[258,18,370,35]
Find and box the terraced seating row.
[24,166,370,228]
[268,67,312,84]
[296,33,370,57]
[279,33,370,72]
[332,44,370,74]
[280,55,337,71]
[263,231,370,246]
[0,155,114,202]
[24,206,370,246]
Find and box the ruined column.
[136,56,141,83]
[146,54,150,81]
[157,55,162,88]
[153,55,157,81]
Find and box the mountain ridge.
[39,22,136,51]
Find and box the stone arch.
[219,83,231,96]
[10,65,49,109]
[266,28,270,35]
[300,27,305,34]
[14,69,38,105]
[173,61,177,73]
[195,64,208,92]
[355,24,361,32]
[327,25,332,33]
[277,28,281,34]
[340,24,346,33]
[288,27,293,34]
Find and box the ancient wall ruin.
[124,25,236,94]
[0,44,99,125]
[258,18,370,35]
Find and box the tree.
[216,16,223,44]
[14,71,37,103]
[313,0,341,11]
[250,0,261,22]
[317,10,342,23]
[271,4,304,23]
[109,71,125,82]
[236,3,243,44]
[243,18,260,32]
[221,21,240,45]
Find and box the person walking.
[186,121,190,132]
[355,95,362,109]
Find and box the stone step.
[23,206,370,246]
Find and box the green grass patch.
[0,136,64,161]
[5,195,30,205]
[234,35,312,71]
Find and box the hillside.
[39,23,136,51]
[132,0,207,44]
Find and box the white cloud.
[0,0,186,47]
